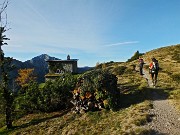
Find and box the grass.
[169,89,180,111]
[0,101,152,135]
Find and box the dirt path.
[142,69,180,135]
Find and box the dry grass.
[0,101,152,135]
[169,89,180,111]
[61,101,152,135]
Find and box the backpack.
[151,61,159,73]
[139,58,144,67]
[139,58,144,63]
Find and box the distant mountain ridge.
[11,54,92,83]
[11,54,60,82]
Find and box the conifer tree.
[0,0,14,129]
[127,50,144,62]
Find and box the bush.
[15,82,41,113]
[113,66,127,75]
[72,69,119,112]
[0,114,5,128]
[171,73,180,83]
[40,73,77,112]
[15,73,77,113]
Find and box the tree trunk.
[6,106,12,129]
[3,72,13,129]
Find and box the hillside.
[0,44,180,135]
[143,44,180,86]
[144,44,180,110]
[129,44,180,108]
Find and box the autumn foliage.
[71,69,119,113]
[16,68,36,87]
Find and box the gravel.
[142,70,180,135]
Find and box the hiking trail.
[142,68,180,135]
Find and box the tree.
[16,68,36,88]
[127,50,144,62]
[0,0,14,129]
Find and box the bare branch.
[4,10,8,28]
[0,0,8,14]
[0,0,9,27]
[0,0,10,48]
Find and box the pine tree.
[0,0,14,129]
[127,50,144,62]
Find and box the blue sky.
[2,0,180,66]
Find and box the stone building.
[45,55,78,80]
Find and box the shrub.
[113,66,127,75]
[40,73,77,112]
[15,73,77,113]
[171,73,180,83]
[72,69,119,112]
[0,114,5,128]
[15,82,41,113]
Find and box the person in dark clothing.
[149,57,159,87]
[139,57,144,75]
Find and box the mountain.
[77,66,93,73]
[10,54,59,83]
[23,54,59,82]
[10,54,92,83]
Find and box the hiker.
[138,57,144,75]
[149,58,159,87]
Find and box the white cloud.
[22,0,51,28]
[104,41,139,47]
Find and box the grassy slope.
[142,44,180,110]
[129,44,180,110]
[0,44,179,135]
[0,102,151,135]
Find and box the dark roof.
[46,59,78,62]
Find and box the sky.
[1,0,180,67]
